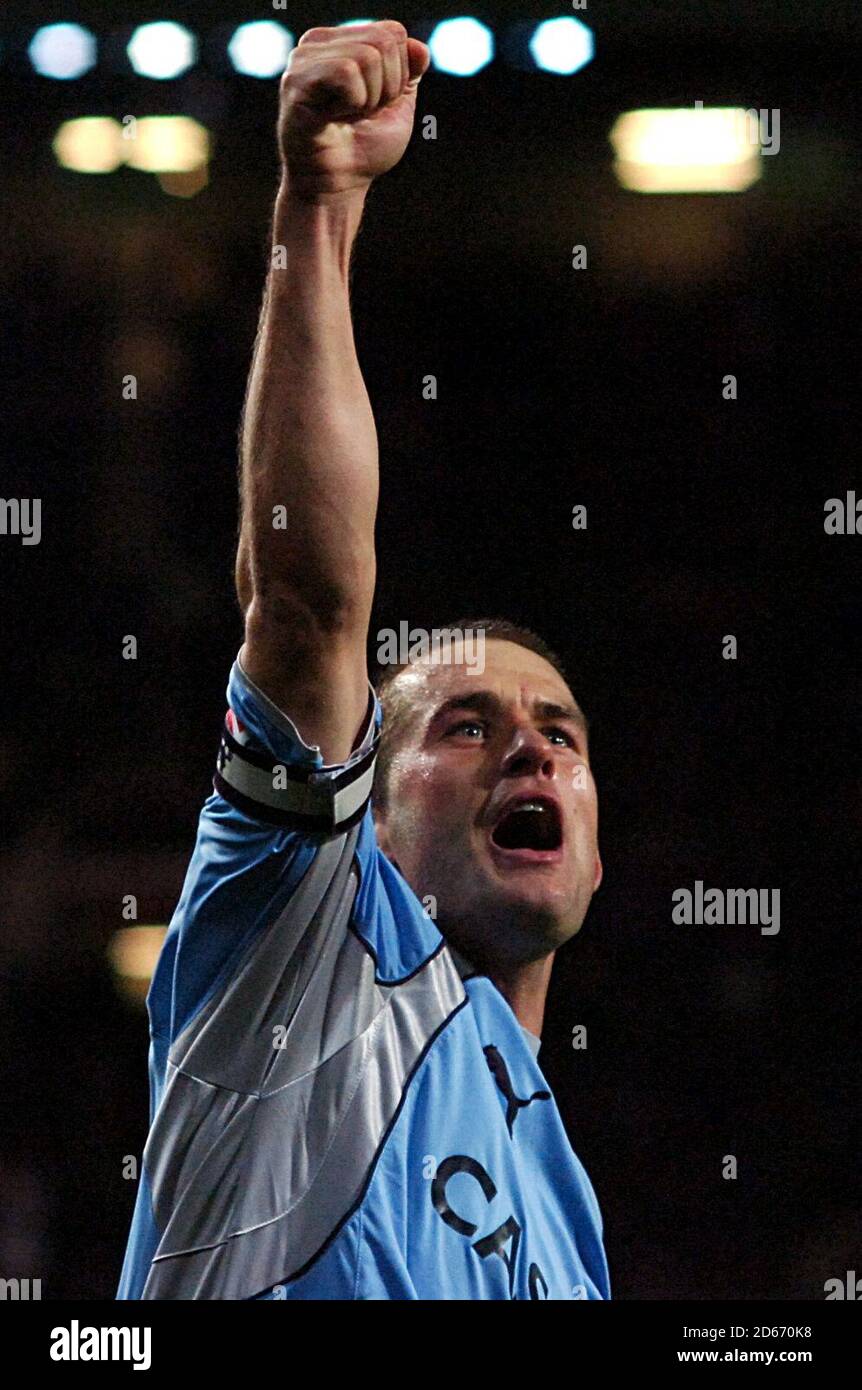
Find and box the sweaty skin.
[374,640,603,1037]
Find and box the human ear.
[373,808,397,867]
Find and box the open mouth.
[490,797,563,853]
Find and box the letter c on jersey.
[431,1154,495,1235]
[431,1154,549,1298]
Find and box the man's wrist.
[276,175,370,213]
[272,178,369,277]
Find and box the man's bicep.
[241,594,371,765]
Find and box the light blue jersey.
[118,652,610,1300]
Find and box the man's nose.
[501,725,557,779]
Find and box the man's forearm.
[236,183,378,626]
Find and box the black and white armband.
[213,709,379,834]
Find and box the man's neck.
[447,943,554,1039]
[489,955,554,1038]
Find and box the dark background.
[0,1,858,1299]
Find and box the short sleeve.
[214,648,381,834]
[145,650,382,1053]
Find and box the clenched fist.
[278,21,430,197]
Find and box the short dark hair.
[371,616,575,812]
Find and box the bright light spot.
[53,117,123,173]
[108,926,167,1004]
[530,18,593,75]
[157,166,210,198]
[124,116,209,173]
[29,23,97,79]
[127,21,196,80]
[108,926,167,980]
[610,108,761,193]
[228,21,293,77]
[428,17,493,77]
[338,20,376,26]
[53,115,209,176]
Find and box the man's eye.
[447,719,486,739]
[546,726,577,749]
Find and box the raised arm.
[237,21,429,764]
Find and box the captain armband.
[214,709,378,832]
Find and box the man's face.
[373,640,603,968]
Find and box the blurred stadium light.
[428,17,494,76]
[108,926,167,1005]
[227,21,294,77]
[123,116,209,173]
[29,23,97,80]
[53,115,209,178]
[53,117,123,173]
[530,17,594,75]
[127,21,197,80]
[610,107,762,193]
[157,168,210,198]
